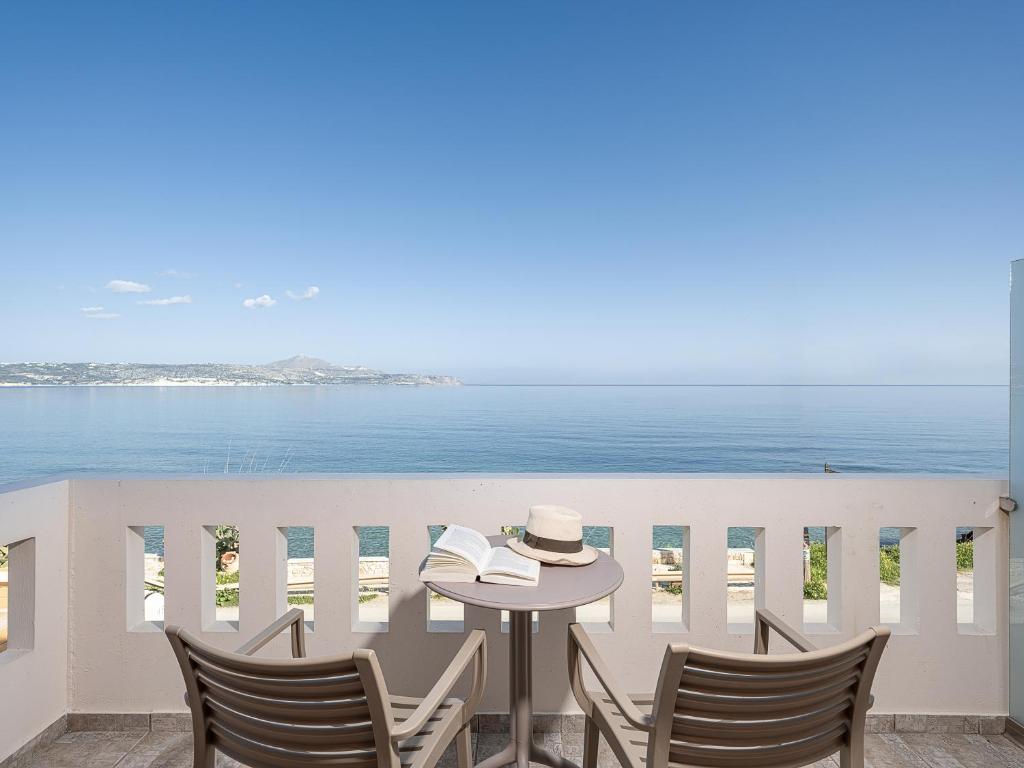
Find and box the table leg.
[475,611,579,768]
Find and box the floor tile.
[982,735,1024,768]
[23,731,144,768]
[864,734,930,768]
[14,728,1024,768]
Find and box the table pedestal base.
[475,611,579,768]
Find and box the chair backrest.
[646,627,889,768]
[166,627,396,768]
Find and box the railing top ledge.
[0,471,1009,491]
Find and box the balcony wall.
[0,474,1010,761]
[0,480,69,762]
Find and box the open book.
[420,525,541,586]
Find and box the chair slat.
[672,697,853,741]
[679,651,868,691]
[197,672,372,720]
[676,670,861,715]
[668,722,848,768]
[206,699,377,748]
[210,720,380,768]
[191,655,367,699]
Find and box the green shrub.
[803,542,828,600]
[287,595,314,605]
[956,541,974,571]
[215,569,240,606]
[358,592,380,604]
[879,545,901,586]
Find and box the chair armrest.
[390,629,487,742]
[754,609,816,654]
[568,624,653,732]
[235,608,307,658]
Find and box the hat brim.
[506,538,598,566]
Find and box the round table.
[425,536,624,768]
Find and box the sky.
[1,2,1021,384]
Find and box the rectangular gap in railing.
[426,525,464,633]
[202,525,239,632]
[958,526,995,635]
[575,526,613,631]
[803,526,840,634]
[0,538,33,654]
[353,526,388,633]
[500,521,537,633]
[285,526,315,631]
[653,525,688,633]
[126,525,164,632]
[880,526,918,633]
[727,527,763,634]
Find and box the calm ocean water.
[0,385,1007,554]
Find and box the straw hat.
[506,505,597,566]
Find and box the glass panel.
[1012,258,1024,724]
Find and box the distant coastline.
[0,355,460,387]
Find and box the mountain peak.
[265,355,334,370]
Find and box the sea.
[0,385,1007,555]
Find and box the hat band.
[523,531,583,554]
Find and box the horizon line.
[464,383,1007,387]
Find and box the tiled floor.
[15,729,1024,768]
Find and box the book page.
[481,546,540,581]
[433,525,492,570]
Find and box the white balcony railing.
[0,474,1009,761]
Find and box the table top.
[424,535,624,612]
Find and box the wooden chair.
[166,609,486,768]
[568,609,889,768]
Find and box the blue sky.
[1,2,1021,383]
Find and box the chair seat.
[590,691,654,768]
[391,694,467,768]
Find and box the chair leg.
[839,742,863,768]
[583,716,599,768]
[456,724,473,768]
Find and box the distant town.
[0,355,460,387]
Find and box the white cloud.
[243,295,276,309]
[233,282,243,289]
[106,279,151,293]
[80,306,105,313]
[138,295,192,306]
[159,269,196,278]
[286,286,320,300]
